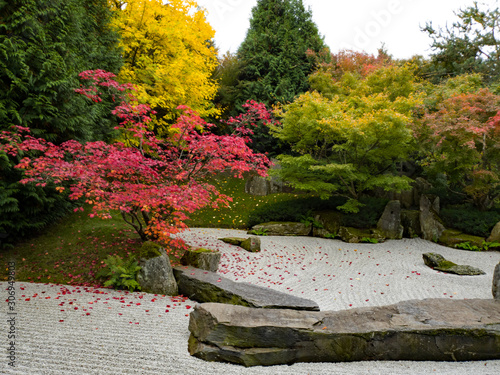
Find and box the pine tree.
[237,0,327,107]
[0,0,123,243]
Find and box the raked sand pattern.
[2,228,500,374]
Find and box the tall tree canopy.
[237,0,327,107]
[0,0,123,142]
[271,63,421,213]
[422,1,500,84]
[0,0,122,242]
[110,0,219,132]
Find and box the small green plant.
[324,232,338,239]
[455,241,481,251]
[361,237,379,244]
[96,255,142,291]
[482,240,500,251]
[248,228,269,236]
[299,214,324,229]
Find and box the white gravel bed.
[2,228,500,374]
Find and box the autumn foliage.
[0,70,271,251]
[413,88,500,209]
[110,0,219,130]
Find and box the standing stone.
[420,195,445,242]
[377,200,403,239]
[240,236,261,253]
[137,247,178,295]
[487,221,500,243]
[493,262,500,300]
[245,176,270,196]
[181,248,221,272]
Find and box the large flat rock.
[173,266,319,311]
[188,299,500,367]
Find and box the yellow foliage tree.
[109,0,219,131]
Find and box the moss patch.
[139,241,163,260]
[191,247,216,253]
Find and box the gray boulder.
[487,221,500,243]
[312,211,342,238]
[137,244,178,295]
[493,262,500,300]
[188,299,500,366]
[422,253,485,276]
[420,195,445,242]
[219,237,261,252]
[377,200,403,239]
[181,248,221,272]
[240,236,261,253]
[249,222,312,236]
[245,175,270,196]
[173,266,319,311]
[219,237,247,246]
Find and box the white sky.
[195,0,499,58]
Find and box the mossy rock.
[219,237,247,246]
[423,253,485,276]
[240,236,261,253]
[248,222,312,236]
[139,241,164,260]
[181,248,221,272]
[439,230,485,249]
[338,227,384,244]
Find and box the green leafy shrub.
[96,255,142,292]
[361,237,379,244]
[248,228,269,236]
[454,241,481,251]
[440,206,500,237]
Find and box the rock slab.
[188,299,500,367]
[422,253,485,276]
[173,266,319,311]
[249,222,311,236]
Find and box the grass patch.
[0,207,143,285]
[186,176,309,229]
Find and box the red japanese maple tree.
[1,70,272,249]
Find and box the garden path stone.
[173,266,319,311]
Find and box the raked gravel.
[2,228,500,374]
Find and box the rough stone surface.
[439,230,485,249]
[188,299,500,367]
[173,266,319,311]
[422,253,485,276]
[377,200,403,239]
[420,195,445,242]
[401,209,421,238]
[181,249,221,272]
[219,237,247,246]
[312,211,342,237]
[240,236,261,253]
[494,262,500,300]
[487,221,500,243]
[249,222,312,236]
[245,175,271,196]
[137,248,178,295]
[338,227,384,243]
